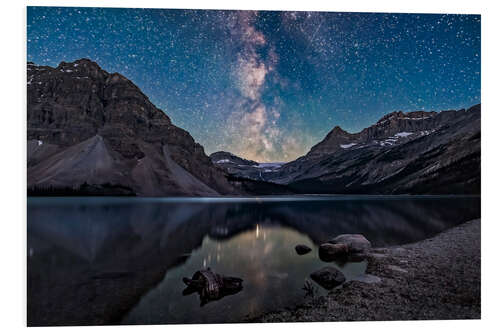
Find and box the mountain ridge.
[214,104,480,195]
[27,59,235,196]
[305,107,473,159]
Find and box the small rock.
[387,265,408,273]
[310,266,346,290]
[367,253,387,260]
[328,234,371,253]
[318,243,348,262]
[352,274,382,284]
[392,247,408,256]
[295,244,312,255]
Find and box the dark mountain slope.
[278,104,480,194]
[27,59,235,196]
[213,104,480,195]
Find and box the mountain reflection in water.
[27,195,480,326]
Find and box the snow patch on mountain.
[257,162,285,168]
[252,162,285,173]
[395,132,413,137]
[402,116,430,120]
[420,130,435,136]
[340,143,357,149]
[216,159,233,164]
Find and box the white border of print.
[1,0,499,332]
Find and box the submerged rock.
[295,244,312,255]
[310,266,346,289]
[318,243,349,262]
[328,234,371,253]
[182,268,243,306]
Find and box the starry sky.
[27,7,480,162]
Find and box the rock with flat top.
[318,243,348,261]
[328,234,371,253]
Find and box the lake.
[27,195,480,325]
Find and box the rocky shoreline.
[250,219,481,322]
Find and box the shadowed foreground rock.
[182,268,243,307]
[310,267,346,290]
[318,243,349,262]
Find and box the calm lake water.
[27,195,480,325]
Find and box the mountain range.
[212,105,480,194]
[27,59,480,196]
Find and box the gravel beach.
[252,219,481,322]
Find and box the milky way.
[27,7,480,162]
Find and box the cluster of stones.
[295,234,371,290]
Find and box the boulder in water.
[295,244,312,255]
[328,234,371,253]
[182,268,243,306]
[318,243,349,261]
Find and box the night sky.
[27,7,480,162]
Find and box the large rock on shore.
[328,234,371,253]
[318,243,348,262]
[310,266,346,289]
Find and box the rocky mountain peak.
[305,106,476,159]
[27,58,235,196]
[377,111,403,123]
[376,110,437,124]
[268,104,480,194]
[306,126,355,158]
[54,58,108,79]
[330,125,347,134]
[27,59,172,146]
[322,126,351,142]
[58,58,101,69]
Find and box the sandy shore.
[251,219,481,322]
